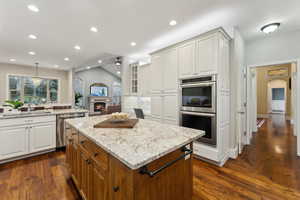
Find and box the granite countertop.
[66,116,204,170]
[0,109,88,119]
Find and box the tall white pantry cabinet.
[125,28,231,165]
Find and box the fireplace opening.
[94,102,106,113]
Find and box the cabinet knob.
[94,153,99,157]
[113,186,120,192]
[80,141,85,144]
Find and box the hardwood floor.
[0,114,299,200]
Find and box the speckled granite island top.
[66,115,204,170]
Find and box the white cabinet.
[195,34,218,74]
[150,96,163,119]
[178,41,196,78]
[162,94,178,123]
[150,55,163,94]
[0,115,56,163]
[29,122,56,153]
[0,126,28,160]
[139,64,151,96]
[163,48,178,93]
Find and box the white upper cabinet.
[150,95,163,119]
[139,64,151,96]
[163,48,178,93]
[178,41,196,78]
[195,34,218,75]
[150,55,163,94]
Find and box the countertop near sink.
[0,109,88,120]
[66,115,204,170]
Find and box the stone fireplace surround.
[88,96,112,115]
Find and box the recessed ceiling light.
[261,23,280,34]
[27,4,39,12]
[28,51,36,55]
[98,60,102,64]
[86,66,91,69]
[9,58,16,62]
[64,57,70,61]
[54,65,59,68]
[169,20,177,26]
[90,27,98,33]
[117,71,121,74]
[74,45,81,50]
[28,34,37,39]
[130,42,136,46]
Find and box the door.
[150,55,163,94]
[178,41,195,78]
[195,34,218,74]
[29,123,56,153]
[163,48,178,93]
[151,95,163,120]
[0,126,28,160]
[92,164,108,200]
[163,94,178,124]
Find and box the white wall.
[0,63,71,104]
[75,67,121,108]
[246,30,300,66]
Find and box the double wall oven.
[180,75,217,146]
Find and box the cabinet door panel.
[0,127,28,159]
[150,55,163,94]
[29,123,56,153]
[178,41,195,77]
[195,34,218,74]
[93,165,108,200]
[163,48,178,93]
[151,96,163,119]
[163,94,178,122]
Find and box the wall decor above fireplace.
[90,83,108,97]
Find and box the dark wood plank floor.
[1,114,300,200]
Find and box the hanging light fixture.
[32,62,42,85]
[115,57,122,66]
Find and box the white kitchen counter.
[66,115,204,170]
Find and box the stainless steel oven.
[180,75,216,113]
[180,111,216,146]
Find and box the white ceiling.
[0,0,299,71]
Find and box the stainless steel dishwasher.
[56,112,86,148]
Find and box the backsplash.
[122,96,151,115]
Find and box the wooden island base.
[66,126,193,200]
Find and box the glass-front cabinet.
[8,75,59,104]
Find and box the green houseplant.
[75,92,83,105]
[5,100,24,109]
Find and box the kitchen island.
[65,115,204,200]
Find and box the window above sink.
[8,75,59,104]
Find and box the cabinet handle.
[80,141,85,144]
[113,186,120,192]
[86,159,91,164]
[94,153,99,157]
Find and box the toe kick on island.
[65,116,203,200]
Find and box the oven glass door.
[181,82,215,113]
[181,112,216,146]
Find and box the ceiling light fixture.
[261,23,280,34]
[28,34,37,39]
[74,45,81,50]
[28,51,36,55]
[90,27,98,32]
[27,4,39,12]
[130,42,136,46]
[9,58,16,62]
[115,57,122,66]
[64,57,70,61]
[169,20,177,26]
[98,60,102,64]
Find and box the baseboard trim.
[219,153,230,167]
[229,147,238,159]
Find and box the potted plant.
[75,92,83,106]
[4,100,24,110]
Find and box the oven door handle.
[180,82,215,88]
[180,111,215,117]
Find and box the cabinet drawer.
[78,134,94,154]
[0,115,56,128]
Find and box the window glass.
[49,79,58,102]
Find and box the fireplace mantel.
[88,96,112,114]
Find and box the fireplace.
[88,96,112,115]
[94,102,106,112]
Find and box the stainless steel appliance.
[180,75,216,113]
[180,111,216,146]
[180,75,217,146]
[56,112,86,148]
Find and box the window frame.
[6,74,61,103]
[130,63,139,94]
